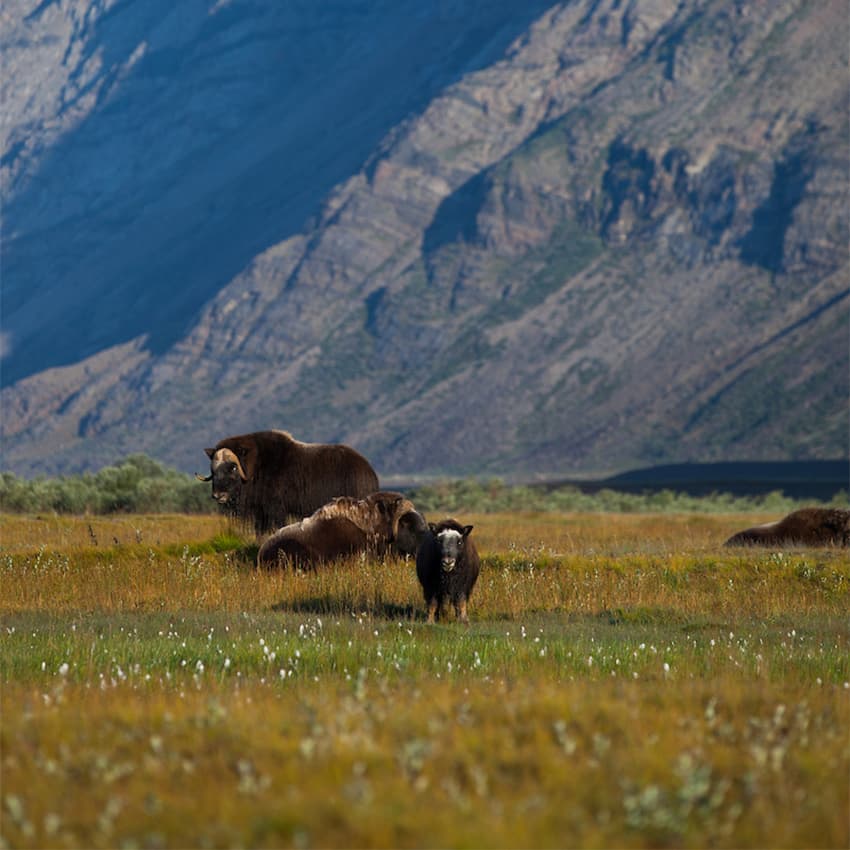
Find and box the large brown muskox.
[257,491,428,569]
[724,507,850,547]
[415,518,480,624]
[196,430,379,536]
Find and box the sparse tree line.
[1,453,844,515]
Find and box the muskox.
[416,519,480,624]
[724,507,850,547]
[257,491,428,569]
[196,430,379,536]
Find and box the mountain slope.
[2,0,553,381]
[2,0,848,479]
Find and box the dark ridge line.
[726,288,849,375]
[684,288,849,432]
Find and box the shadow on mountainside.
[2,0,553,386]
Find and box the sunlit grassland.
[0,513,225,554]
[1,511,848,849]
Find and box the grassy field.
[1,510,848,849]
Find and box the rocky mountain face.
[2,0,848,480]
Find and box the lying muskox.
[416,519,480,624]
[196,429,379,536]
[257,491,428,569]
[724,507,850,547]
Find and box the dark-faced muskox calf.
[257,491,428,570]
[416,519,480,624]
[724,507,850,547]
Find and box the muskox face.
[433,524,473,572]
[197,448,247,505]
[396,510,428,556]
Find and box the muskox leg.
[426,596,439,624]
[455,597,469,625]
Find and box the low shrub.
[0,455,213,515]
[409,477,846,515]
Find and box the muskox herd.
[197,429,479,622]
[198,430,849,622]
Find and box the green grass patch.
[164,532,255,559]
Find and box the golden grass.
[2,511,846,622]
[2,677,847,849]
[0,509,772,556]
[0,512,224,553]
[1,511,848,849]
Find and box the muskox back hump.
[257,515,367,569]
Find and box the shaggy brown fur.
[257,491,428,569]
[724,507,850,547]
[310,491,427,556]
[257,515,369,570]
[197,430,379,536]
[415,518,480,624]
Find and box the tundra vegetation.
[1,506,848,849]
[2,454,846,516]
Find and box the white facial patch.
[437,529,463,547]
[437,528,463,570]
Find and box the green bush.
[2,463,845,517]
[0,455,215,515]
[408,477,846,515]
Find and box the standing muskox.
[196,430,379,536]
[724,507,850,547]
[416,519,480,624]
[257,491,428,569]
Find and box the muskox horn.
[195,472,213,482]
[232,456,249,481]
[233,444,255,480]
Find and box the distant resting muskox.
[257,491,428,569]
[416,518,480,624]
[724,507,850,547]
[196,430,379,536]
